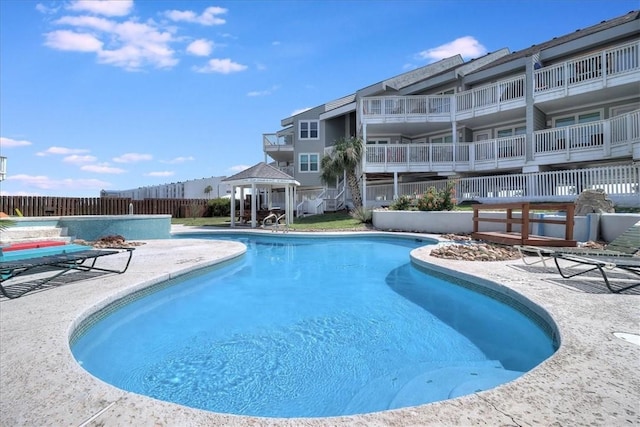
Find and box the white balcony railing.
[534,41,640,94]
[362,75,526,122]
[456,75,525,113]
[362,94,452,118]
[364,110,638,172]
[365,164,640,207]
[360,41,639,125]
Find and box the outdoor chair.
[0,247,134,299]
[516,220,640,267]
[550,252,640,293]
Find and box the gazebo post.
[251,183,257,228]
[285,184,291,225]
[230,185,236,227]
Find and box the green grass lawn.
[172,211,370,231]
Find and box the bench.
[471,202,576,247]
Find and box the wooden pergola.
[222,162,300,228]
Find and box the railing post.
[603,120,611,156]
[521,203,530,241]
[565,203,575,241]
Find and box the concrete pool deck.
[0,228,638,426]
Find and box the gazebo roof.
[222,162,300,186]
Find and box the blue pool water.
[72,234,556,418]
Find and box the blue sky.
[1,0,637,197]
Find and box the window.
[430,135,453,143]
[474,131,490,141]
[366,138,389,145]
[299,120,319,140]
[611,104,639,117]
[299,153,319,172]
[496,126,526,138]
[554,111,602,127]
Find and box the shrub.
[207,197,235,217]
[350,206,372,223]
[390,195,414,211]
[390,181,457,212]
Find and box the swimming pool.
[71,233,556,418]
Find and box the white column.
[393,171,398,200]
[251,183,257,228]
[230,185,236,227]
[362,122,367,208]
[285,184,291,225]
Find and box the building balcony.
[534,40,640,101]
[363,110,639,174]
[263,133,294,163]
[360,40,639,126]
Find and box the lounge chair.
[0,247,134,299]
[551,253,640,293]
[516,220,640,267]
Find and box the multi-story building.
[263,10,640,214]
[101,176,231,200]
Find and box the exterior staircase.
[0,226,73,245]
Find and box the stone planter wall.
[372,210,639,243]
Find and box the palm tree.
[203,185,213,199]
[320,136,363,208]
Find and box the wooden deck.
[471,202,577,247]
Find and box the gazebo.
[222,162,300,228]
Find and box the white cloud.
[64,154,97,164]
[247,85,280,97]
[81,163,126,173]
[291,107,312,116]
[417,36,487,62]
[46,14,178,71]
[164,6,227,26]
[193,58,247,74]
[0,189,43,196]
[67,0,133,17]
[80,163,126,174]
[112,153,152,163]
[6,174,110,190]
[97,20,177,70]
[35,3,60,14]
[44,30,103,52]
[187,39,213,56]
[0,137,33,148]
[145,171,174,177]
[36,146,90,156]
[161,156,195,164]
[55,15,115,32]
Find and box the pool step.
[0,226,72,245]
[343,360,523,415]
